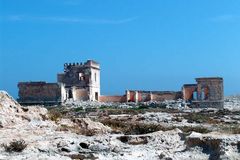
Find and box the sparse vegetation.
[74,107,83,112]
[99,106,112,110]
[178,126,210,134]
[2,140,27,152]
[48,109,62,122]
[97,107,181,116]
[100,118,211,135]
[219,124,240,134]
[182,112,219,124]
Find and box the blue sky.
[1,0,240,98]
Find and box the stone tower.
[182,77,224,108]
[57,60,100,102]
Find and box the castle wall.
[194,77,224,108]
[99,95,126,103]
[151,91,182,101]
[18,82,61,104]
[126,91,136,102]
[74,88,89,101]
[138,91,151,102]
[17,59,224,108]
[182,84,197,101]
[57,60,100,101]
[126,90,182,102]
[196,78,224,101]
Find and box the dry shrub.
[100,118,127,131]
[100,118,174,135]
[183,112,218,124]
[178,126,210,134]
[2,140,27,152]
[220,124,240,134]
[184,113,209,123]
[124,123,172,135]
[48,109,62,122]
[232,127,240,134]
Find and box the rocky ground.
[0,91,240,160]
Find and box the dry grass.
[100,118,211,135]
[47,109,63,122]
[2,140,27,152]
[182,112,219,124]
[98,107,181,116]
[100,118,168,135]
[178,126,210,134]
[219,124,240,134]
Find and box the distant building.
[182,77,224,108]
[17,60,224,108]
[57,60,100,102]
[18,82,61,104]
[18,60,100,105]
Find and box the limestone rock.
[72,118,112,135]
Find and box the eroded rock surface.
[0,91,240,160]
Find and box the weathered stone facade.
[18,60,100,104]
[182,77,224,108]
[18,82,61,105]
[57,60,100,102]
[125,90,182,102]
[99,91,182,103]
[99,95,126,103]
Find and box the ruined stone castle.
[18,60,100,104]
[57,60,100,102]
[18,60,224,108]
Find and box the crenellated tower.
[57,60,100,102]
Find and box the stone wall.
[74,88,89,101]
[138,92,152,102]
[18,82,61,104]
[183,77,224,108]
[151,91,182,101]
[57,60,100,101]
[126,90,182,102]
[99,95,126,103]
[196,78,224,101]
[182,84,197,101]
[195,77,224,108]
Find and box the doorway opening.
[68,89,73,99]
[95,92,98,101]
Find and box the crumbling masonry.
[57,60,100,102]
[17,60,224,108]
[182,77,224,108]
[18,60,100,104]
